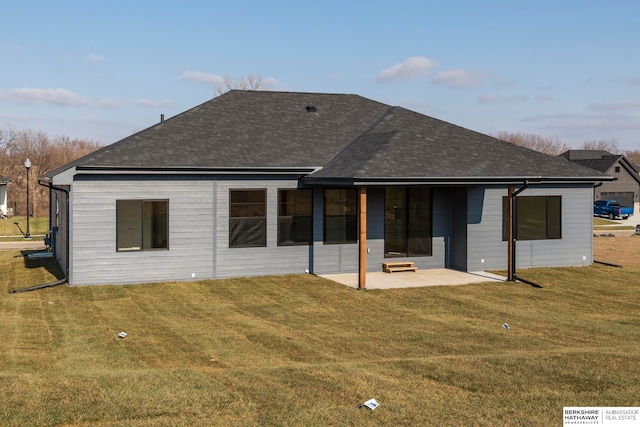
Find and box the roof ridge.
[317,106,397,172]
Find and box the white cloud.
[4,87,87,106]
[432,69,487,88]
[135,98,174,108]
[86,53,105,62]
[179,71,224,85]
[376,56,437,82]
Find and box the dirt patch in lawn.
[593,235,640,267]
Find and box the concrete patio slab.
[319,269,507,290]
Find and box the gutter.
[302,175,615,187]
[75,166,323,175]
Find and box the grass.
[0,216,50,239]
[593,217,618,226]
[2,250,639,426]
[593,217,635,230]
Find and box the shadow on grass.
[13,221,26,237]
[19,250,65,281]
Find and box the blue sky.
[1,1,639,151]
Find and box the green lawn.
[0,216,50,239]
[593,217,634,230]
[1,251,639,426]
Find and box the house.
[41,90,612,287]
[0,174,12,218]
[560,150,640,211]
[0,175,11,218]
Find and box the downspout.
[508,181,543,288]
[592,182,603,202]
[9,277,68,294]
[9,182,70,294]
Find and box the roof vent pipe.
[160,114,165,123]
[306,106,317,112]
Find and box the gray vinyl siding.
[50,188,69,276]
[68,175,311,285]
[64,175,595,286]
[213,177,310,278]
[69,176,216,285]
[467,185,594,271]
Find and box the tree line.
[0,126,103,218]
[493,131,640,165]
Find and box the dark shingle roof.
[559,150,615,161]
[560,150,640,186]
[0,175,12,184]
[558,150,622,173]
[565,157,620,173]
[48,90,610,183]
[310,107,606,180]
[68,91,389,170]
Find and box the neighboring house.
[41,91,612,286]
[559,150,640,210]
[0,175,11,217]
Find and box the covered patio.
[319,269,507,290]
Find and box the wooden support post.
[358,187,367,290]
[507,185,515,281]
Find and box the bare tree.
[624,150,640,167]
[0,126,20,158]
[579,139,620,154]
[493,131,570,156]
[215,74,266,95]
[0,125,103,218]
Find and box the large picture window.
[278,189,312,246]
[116,200,168,251]
[324,188,357,244]
[230,189,266,248]
[384,187,432,257]
[502,196,561,241]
